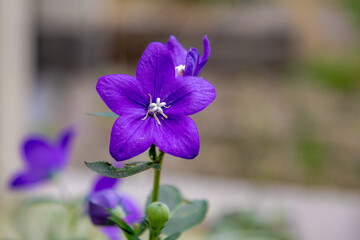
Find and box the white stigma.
[175,65,186,76]
[142,94,170,125]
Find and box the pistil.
[175,65,185,76]
[142,94,170,125]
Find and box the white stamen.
[142,94,170,125]
[175,65,186,76]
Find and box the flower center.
[175,65,185,76]
[142,94,170,125]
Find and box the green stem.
[149,149,165,240]
[152,151,164,203]
[149,230,161,240]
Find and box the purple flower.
[87,176,141,240]
[9,127,75,189]
[96,42,216,161]
[166,35,211,77]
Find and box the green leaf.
[146,185,182,213]
[125,161,161,170]
[164,232,181,240]
[87,112,119,118]
[162,200,208,236]
[151,164,162,170]
[85,161,160,178]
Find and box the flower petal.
[22,136,60,170]
[136,42,175,98]
[100,227,122,240]
[9,170,48,189]
[91,189,121,210]
[89,189,121,225]
[166,35,188,67]
[110,113,154,161]
[194,35,211,76]
[96,74,148,115]
[92,176,121,194]
[58,126,76,151]
[56,126,76,168]
[121,195,142,225]
[183,48,199,76]
[163,76,216,115]
[154,114,199,159]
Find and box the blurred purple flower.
[88,189,122,226]
[87,176,141,240]
[89,189,121,226]
[91,175,121,194]
[96,42,216,161]
[9,127,75,189]
[100,226,122,240]
[166,35,211,77]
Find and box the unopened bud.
[146,202,170,231]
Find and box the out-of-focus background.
[1,0,360,239]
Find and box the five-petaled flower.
[96,42,216,161]
[9,127,75,189]
[166,35,210,77]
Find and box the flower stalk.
[152,148,165,203]
[150,230,161,240]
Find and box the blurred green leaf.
[341,0,360,26]
[162,200,208,236]
[296,136,326,174]
[304,57,360,92]
[85,161,160,178]
[209,211,292,240]
[87,112,119,118]
[164,232,181,240]
[145,185,183,213]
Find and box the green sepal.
[134,219,148,237]
[158,151,165,161]
[162,200,208,236]
[109,214,139,240]
[164,232,181,240]
[149,144,156,161]
[145,185,182,213]
[87,112,119,118]
[85,161,161,178]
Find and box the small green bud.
[146,202,170,231]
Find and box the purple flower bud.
[166,35,211,77]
